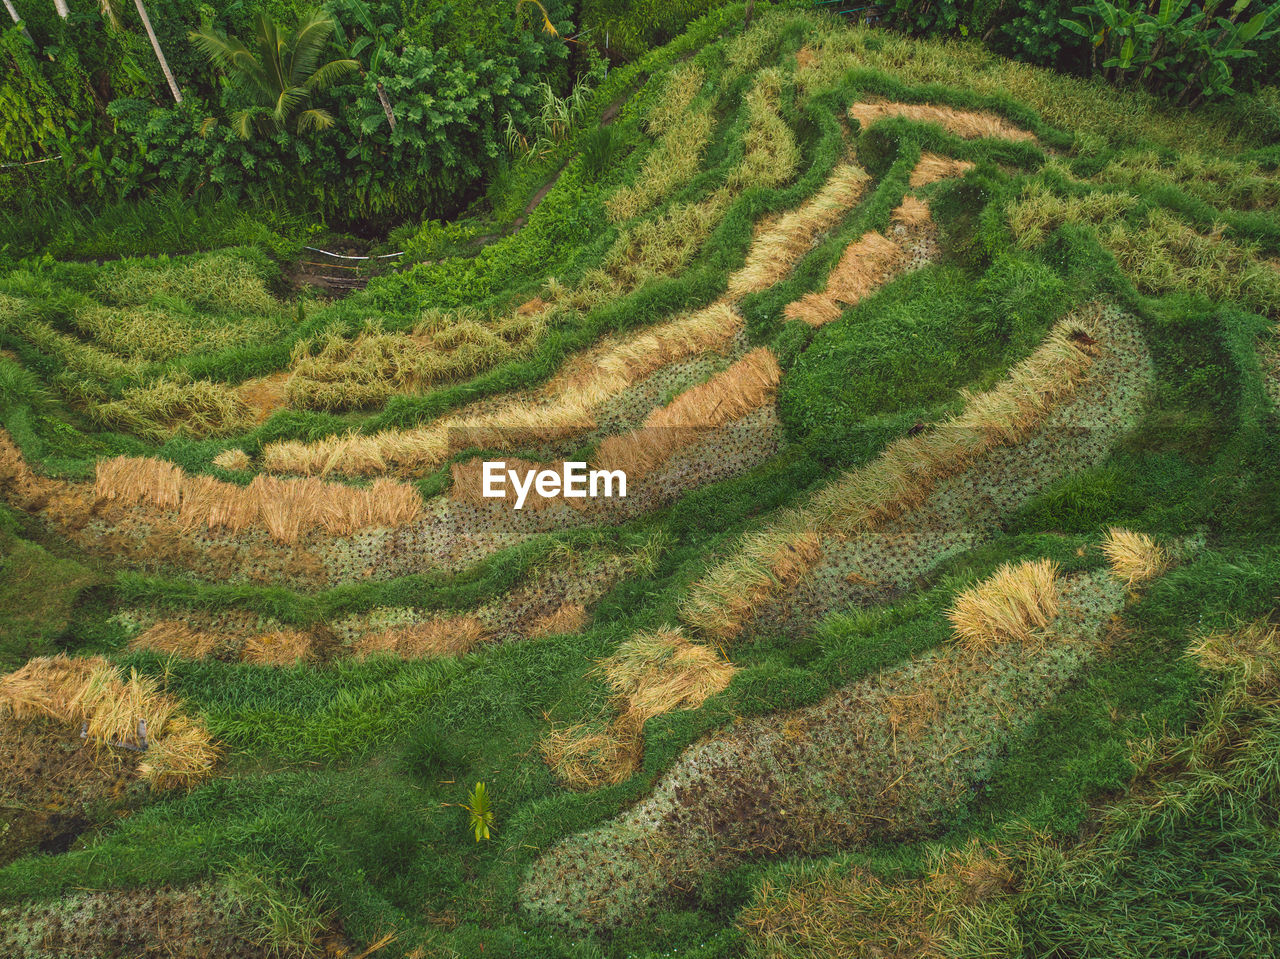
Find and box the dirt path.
[472,80,645,247]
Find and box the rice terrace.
[1,0,1279,955]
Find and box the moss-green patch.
[0,517,100,669]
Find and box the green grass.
[0,4,1277,957]
[0,511,101,670]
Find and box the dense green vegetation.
[1,2,1278,957]
[4,0,1277,236]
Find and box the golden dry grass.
[93,457,422,544]
[682,308,1104,639]
[78,666,177,746]
[94,455,183,510]
[765,530,824,587]
[262,303,744,478]
[199,476,259,533]
[910,152,976,187]
[0,653,219,790]
[645,61,705,134]
[602,191,735,291]
[891,195,934,229]
[544,627,734,789]
[784,231,907,326]
[131,621,222,659]
[606,109,714,223]
[529,602,589,637]
[849,100,1036,142]
[212,448,251,471]
[540,715,645,790]
[137,715,221,790]
[352,616,488,660]
[1188,619,1280,687]
[728,164,871,297]
[559,301,741,393]
[947,559,1060,651]
[741,839,1013,959]
[1101,527,1169,586]
[728,68,802,192]
[603,626,736,723]
[251,474,313,544]
[594,347,782,476]
[0,653,103,721]
[241,630,315,667]
[282,308,547,412]
[680,523,825,639]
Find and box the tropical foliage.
[190,11,359,137]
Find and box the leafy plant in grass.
[190,11,359,138]
[503,71,601,160]
[463,781,495,842]
[581,124,623,181]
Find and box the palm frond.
[296,108,336,134]
[193,11,351,141]
[289,12,337,85]
[274,87,308,128]
[306,58,359,91]
[189,28,250,70]
[231,109,255,140]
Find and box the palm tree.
[191,11,358,138]
[98,0,184,104]
[4,0,35,43]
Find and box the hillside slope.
[1,5,1278,957]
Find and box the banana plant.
[1062,0,1279,102]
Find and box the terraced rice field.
[1,6,1279,958]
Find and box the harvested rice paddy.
[1,6,1278,958]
